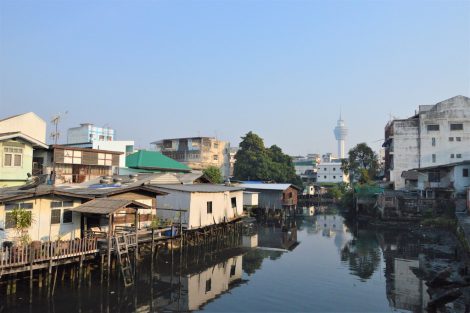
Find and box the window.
[451,154,455,158]
[427,124,439,131]
[98,153,112,166]
[333,168,336,171]
[428,172,440,183]
[64,150,81,164]
[324,168,327,171]
[51,201,63,208]
[63,201,74,207]
[324,176,327,179]
[457,154,462,159]
[214,143,219,149]
[205,279,212,293]
[5,212,16,229]
[333,176,336,179]
[456,137,462,142]
[432,138,436,146]
[51,209,61,224]
[463,169,469,177]
[3,147,23,167]
[449,137,454,142]
[62,210,73,223]
[5,202,32,210]
[207,201,213,214]
[230,265,236,277]
[231,197,237,209]
[432,154,436,163]
[213,155,218,161]
[450,123,463,131]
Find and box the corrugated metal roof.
[69,198,150,215]
[239,183,296,191]
[126,150,191,172]
[152,184,244,193]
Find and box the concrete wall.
[92,141,135,168]
[419,96,470,168]
[389,119,420,190]
[0,138,34,187]
[0,112,47,143]
[0,197,82,243]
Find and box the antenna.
[50,111,68,145]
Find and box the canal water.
[0,213,462,312]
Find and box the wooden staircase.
[114,235,134,287]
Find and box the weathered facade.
[384,95,470,190]
[152,137,230,180]
[239,183,299,209]
[34,145,122,184]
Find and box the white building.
[316,162,349,184]
[67,123,115,143]
[0,112,47,144]
[384,95,470,190]
[155,184,244,229]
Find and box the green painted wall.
[0,139,33,187]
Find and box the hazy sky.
[1,0,469,156]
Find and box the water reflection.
[1,214,463,312]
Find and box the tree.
[203,166,223,184]
[341,143,379,185]
[11,208,33,245]
[234,132,302,187]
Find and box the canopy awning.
[69,198,151,215]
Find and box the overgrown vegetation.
[11,208,34,245]
[234,131,303,187]
[203,166,223,184]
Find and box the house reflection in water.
[378,231,430,312]
[156,254,244,311]
[390,258,429,312]
[257,220,299,250]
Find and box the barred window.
[427,124,439,131]
[207,201,213,214]
[51,209,61,224]
[5,212,16,229]
[450,123,463,131]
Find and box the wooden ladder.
[114,235,134,287]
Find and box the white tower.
[334,114,348,159]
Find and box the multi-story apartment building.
[316,161,349,184]
[67,123,115,143]
[384,95,470,191]
[151,137,230,179]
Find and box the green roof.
[126,150,191,172]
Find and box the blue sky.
[1,0,469,155]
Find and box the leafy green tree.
[11,208,33,245]
[203,166,223,184]
[341,143,379,184]
[234,132,302,187]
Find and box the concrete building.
[384,95,470,190]
[293,155,318,184]
[67,123,115,144]
[155,184,244,230]
[316,162,349,184]
[334,115,348,159]
[152,137,230,180]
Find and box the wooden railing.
[0,238,98,270]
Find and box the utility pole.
[50,111,68,184]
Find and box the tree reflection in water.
[340,231,382,281]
